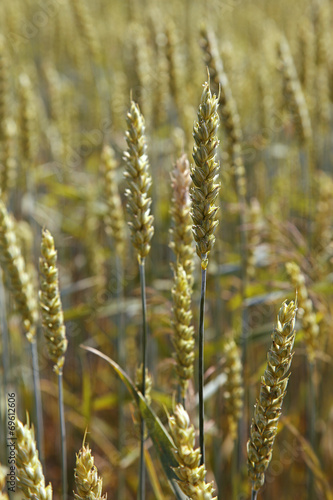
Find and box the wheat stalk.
[16,416,53,500]
[247,300,297,495]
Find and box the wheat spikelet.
[39,229,68,374]
[0,465,8,500]
[277,36,312,144]
[171,263,195,400]
[0,201,37,342]
[74,440,106,500]
[101,145,126,257]
[123,100,154,263]
[247,300,297,491]
[16,416,53,500]
[223,337,244,440]
[169,154,194,286]
[191,78,220,270]
[169,404,216,499]
[200,26,246,200]
[286,262,319,363]
[135,364,152,406]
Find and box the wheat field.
[0,0,333,499]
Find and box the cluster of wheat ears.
[0,0,333,499]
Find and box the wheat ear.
[169,404,216,500]
[39,229,68,500]
[0,465,8,500]
[124,99,154,500]
[16,416,53,500]
[0,202,43,453]
[223,338,244,440]
[171,263,195,405]
[102,145,126,257]
[74,439,106,500]
[247,300,297,495]
[169,154,194,288]
[285,262,319,362]
[191,77,220,465]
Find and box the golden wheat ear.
[247,300,297,493]
[16,416,53,500]
[39,229,68,375]
[168,404,217,500]
[74,439,106,500]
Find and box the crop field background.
[0,0,333,499]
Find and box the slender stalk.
[251,489,258,500]
[138,259,147,500]
[198,264,207,466]
[116,256,126,500]
[58,372,67,500]
[30,339,44,462]
[307,360,315,500]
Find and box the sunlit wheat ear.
[169,154,194,288]
[39,229,68,375]
[16,416,53,500]
[74,440,106,500]
[123,100,154,264]
[247,300,297,492]
[101,144,126,257]
[0,465,9,500]
[168,404,217,500]
[171,263,195,402]
[191,78,220,270]
[0,201,38,342]
[223,337,244,440]
[286,262,319,363]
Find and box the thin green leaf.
[81,345,187,500]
